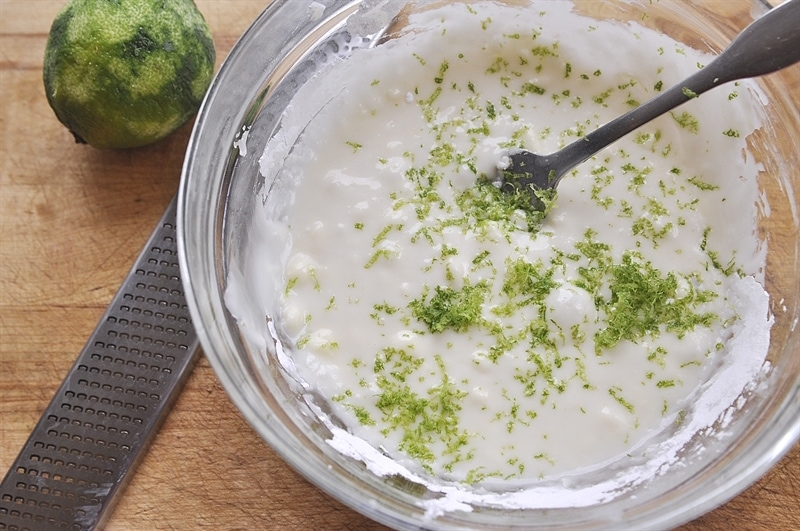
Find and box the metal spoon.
[500,0,800,211]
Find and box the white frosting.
[226,0,773,515]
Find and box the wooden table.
[1,1,797,529]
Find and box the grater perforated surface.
[0,196,200,531]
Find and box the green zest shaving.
[409,282,490,333]
[593,251,718,354]
[372,353,471,472]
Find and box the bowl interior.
[178,1,800,529]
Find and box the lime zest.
[409,281,490,334]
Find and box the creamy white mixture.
[230,0,771,500]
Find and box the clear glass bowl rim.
[177,1,800,529]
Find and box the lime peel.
[43,0,216,149]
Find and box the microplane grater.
[0,194,200,531]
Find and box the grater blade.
[0,194,200,531]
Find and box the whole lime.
[43,0,216,149]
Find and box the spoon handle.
[544,0,800,183]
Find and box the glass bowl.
[178,0,799,529]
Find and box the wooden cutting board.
[1,1,797,529]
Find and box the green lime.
[43,0,216,149]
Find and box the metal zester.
[0,195,199,530]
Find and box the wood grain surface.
[1,1,797,529]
